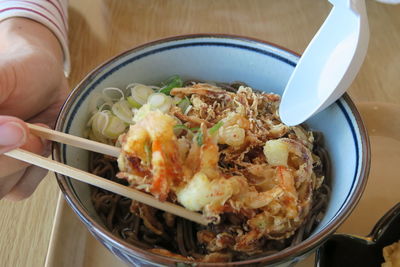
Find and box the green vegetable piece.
[196,131,203,146]
[104,115,127,139]
[174,124,190,131]
[111,100,133,124]
[173,124,200,132]
[130,84,154,105]
[159,75,183,95]
[127,96,142,109]
[176,97,187,105]
[147,93,172,113]
[144,143,152,165]
[177,96,191,113]
[209,121,224,135]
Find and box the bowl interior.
[54,35,369,265]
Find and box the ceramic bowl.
[53,34,370,266]
[317,202,400,267]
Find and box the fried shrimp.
[117,111,183,201]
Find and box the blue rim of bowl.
[53,33,370,266]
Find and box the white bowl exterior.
[57,36,366,265]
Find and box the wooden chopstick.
[5,148,207,225]
[27,123,120,158]
[4,123,207,225]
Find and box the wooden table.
[0,1,399,266]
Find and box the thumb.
[0,116,28,154]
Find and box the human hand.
[0,18,68,200]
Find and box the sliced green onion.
[147,93,172,113]
[127,96,142,109]
[88,129,109,144]
[149,93,166,106]
[88,92,112,114]
[112,100,133,124]
[98,102,113,112]
[144,143,152,165]
[90,110,127,140]
[103,115,127,139]
[174,124,190,130]
[173,124,198,137]
[176,96,189,105]
[209,121,224,135]
[159,75,183,95]
[171,116,183,135]
[91,111,110,139]
[184,105,192,115]
[102,87,125,101]
[130,84,154,105]
[196,130,203,146]
[173,96,182,104]
[174,124,192,136]
[177,97,191,113]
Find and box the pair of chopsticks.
[4,123,207,225]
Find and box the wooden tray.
[44,193,128,267]
[44,102,400,267]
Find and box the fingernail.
[0,122,27,147]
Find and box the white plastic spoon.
[279,0,369,126]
